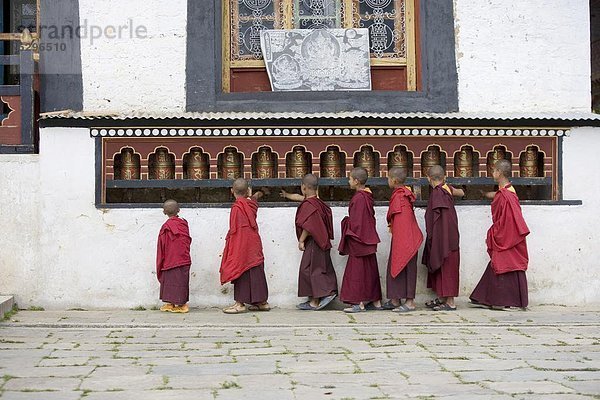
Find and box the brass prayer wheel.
[487,147,508,176]
[119,148,140,180]
[454,146,474,177]
[185,148,209,180]
[320,146,344,178]
[151,148,174,180]
[219,147,243,179]
[520,146,540,177]
[388,146,412,176]
[355,146,379,178]
[254,146,277,179]
[286,146,310,178]
[421,147,441,176]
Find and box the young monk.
[220,179,270,314]
[338,167,382,313]
[156,200,192,313]
[384,167,423,313]
[422,165,464,311]
[281,174,338,311]
[470,159,530,309]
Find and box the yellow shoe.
[169,304,189,313]
[160,303,174,312]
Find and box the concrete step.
[0,295,15,318]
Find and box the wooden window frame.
[222,0,417,93]
[0,0,40,42]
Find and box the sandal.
[247,302,271,312]
[316,294,337,311]
[432,303,457,312]
[425,298,443,308]
[223,304,247,314]
[382,300,400,310]
[393,304,416,313]
[297,302,317,311]
[343,304,367,313]
[365,302,384,311]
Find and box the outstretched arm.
[251,187,271,201]
[280,190,305,202]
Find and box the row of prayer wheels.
[115,145,544,180]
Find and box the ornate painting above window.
[223,0,418,92]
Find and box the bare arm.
[451,185,465,198]
[298,229,310,251]
[251,187,271,202]
[479,190,496,200]
[280,190,305,202]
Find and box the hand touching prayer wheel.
[220,147,243,180]
[321,146,344,178]
[519,146,539,177]
[487,147,508,176]
[254,147,277,179]
[151,148,174,180]
[186,148,209,180]
[119,148,140,180]
[454,146,474,177]
[286,146,310,178]
[421,147,441,176]
[355,146,378,178]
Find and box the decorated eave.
[38,110,600,136]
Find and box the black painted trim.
[95,137,102,206]
[20,51,35,147]
[186,0,459,113]
[0,86,21,96]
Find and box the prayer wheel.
[254,146,277,179]
[421,147,441,176]
[219,147,242,180]
[286,146,310,178]
[355,146,378,178]
[119,148,140,180]
[519,146,539,177]
[487,147,508,176]
[388,146,412,176]
[320,146,344,178]
[185,148,209,180]
[454,146,474,178]
[151,148,174,180]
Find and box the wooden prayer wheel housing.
[421,146,442,176]
[487,146,511,176]
[149,148,174,180]
[519,146,541,177]
[253,146,277,179]
[115,148,140,180]
[354,146,380,178]
[387,145,413,177]
[184,148,209,180]
[320,146,345,178]
[218,147,243,179]
[454,146,475,177]
[286,146,311,178]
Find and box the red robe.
[156,216,192,281]
[219,197,265,285]
[296,196,334,250]
[422,184,460,274]
[338,189,381,257]
[387,186,423,278]
[487,184,530,274]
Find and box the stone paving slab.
[0,304,598,399]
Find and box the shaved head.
[350,167,368,184]
[494,159,512,178]
[302,173,319,190]
[427,165,445,181]
[232,178,249,196]
[163,199,179,216]
[388,167,407,185]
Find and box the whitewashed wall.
[79,0,187,112]
[454,0,591,113]
[1,127,599,308]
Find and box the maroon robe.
[470,184,529,307]
[422,184,460,298]
[339,189,382,304]
[156,216,192,304]
[296,197,338,298]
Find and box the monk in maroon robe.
[339,167,382,313]
[422,165,464,311]
[282,174,338,310]
[220,179,270,314]
[384,167,423,313]
[471,159,530,309]
[156,200,192,313]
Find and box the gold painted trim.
[222,0,232,93]
[405,0,417,91]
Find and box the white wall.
[454,0,591,113]
[79,0,187,112]
[1,127,599,308]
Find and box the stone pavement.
[0,301,599,400]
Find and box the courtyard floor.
[0,300,599,399]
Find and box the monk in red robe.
[220,179,270,314]
[422,165,464,311]
[156,200,192,313]
[470,159,529,309]
[339,167,382,313]
[384,167,423,313]
[281,174,338,311]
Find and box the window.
[0,0,39,84]
[222,0,418,92]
